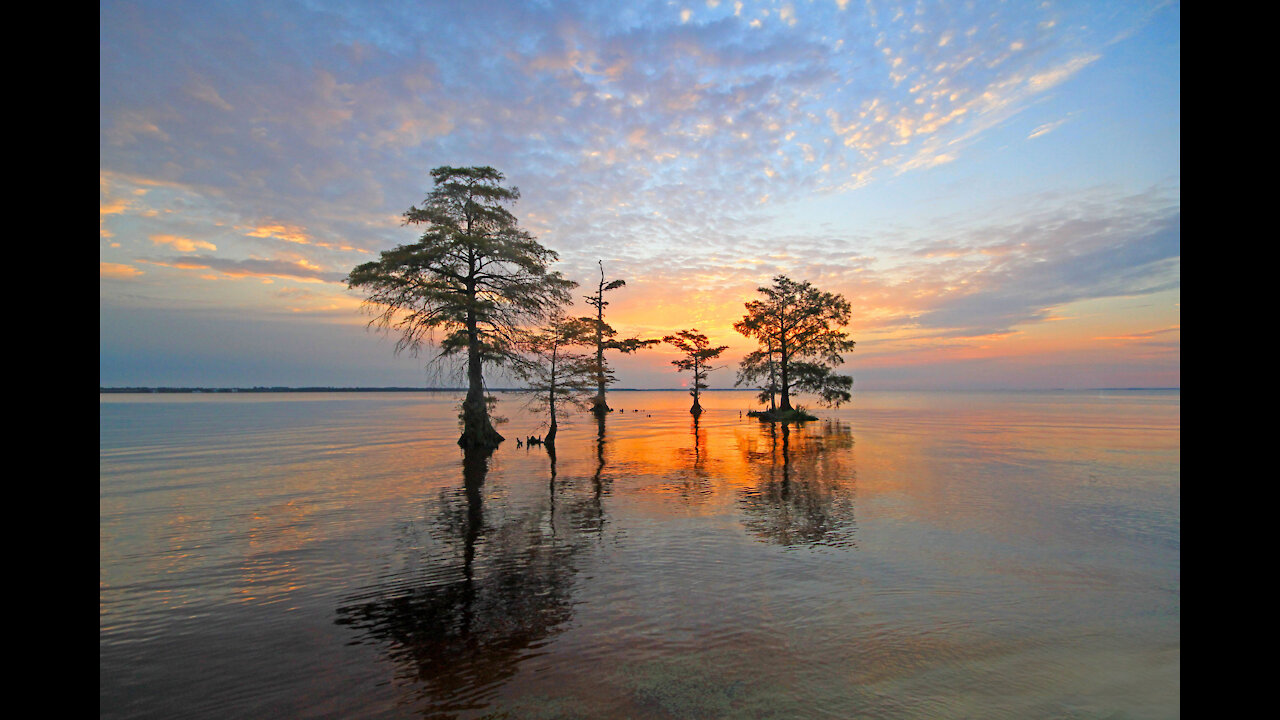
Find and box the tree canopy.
[662,329,729,416]
[347,165,574,449]
[511,314,597,445]
[734,276,856,415]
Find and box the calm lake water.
[100,389,1179,719]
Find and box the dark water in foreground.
[100,390,1179,719]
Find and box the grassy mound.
[746,407,818,423]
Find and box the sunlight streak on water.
[101,390,1178,719]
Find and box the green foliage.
[734,276,856,412]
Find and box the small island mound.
[747,407,819,423]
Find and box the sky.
[100,0,1179,391]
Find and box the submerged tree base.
[458,398,505,450]
[747,408,818,423]
[458,424,505,450]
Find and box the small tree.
[580,260,659,415]
[511,314,597,445]
[347,165,575,450]
[734,276,855,416]
[662,329,729,416]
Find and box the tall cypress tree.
[347,166,574,449]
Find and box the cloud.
[899,191,1180,336]
[1094,325,1180,342]
[1027,54,1101,92]
[151,234,217,253]
[99,0,1178,387]
[102,111,170,146]
[140,255,347,284]
[100,0,1128,267]
[186,76,234,111]
[242,223,370,253]
[1028,118,1068,139]
[101,262,144,279]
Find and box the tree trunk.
[591,264,610,415]
[690,357,703,415]
[547,391,558,445]
[458,304,503,449]
[767,343,777,412]
[592,311,609,415]
[778,329,792,412]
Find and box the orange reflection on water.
[102,390,1180,719]
[505,391,860,550]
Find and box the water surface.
[100,389,1179,718]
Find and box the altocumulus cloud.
[100,0,1177,387]
[100,0,1149,279]
[138,255,347,284]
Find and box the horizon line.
[100,385,1180,393]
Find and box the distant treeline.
[100,386,1177,396]
[98,386,758,394]
[99,386,459,394]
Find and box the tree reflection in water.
[664,415,715,503]
[737,421,858,548]
[535,412,613,539]
[592,412,609,532]
[333,416,856,716]
[335,446,589,719]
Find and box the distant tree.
[662,329,729,416]
[579,260,660,415]
[511,314,597,445]
[733,276,855,414]
[347,165,575,450]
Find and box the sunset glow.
[101,0,1179,390]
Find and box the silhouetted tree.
[347,166,575,449]
[734,276,856,414]
[511,314,596,445]
[662,329,729,416]
[579,260,659,415]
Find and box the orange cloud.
[139,255,344,284]
[151,234,217,253]
[1093,326,1180,342]
[101,262,144,279]
[244,223,370,253]
[246,224,311,244]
